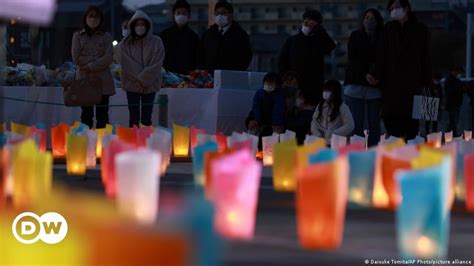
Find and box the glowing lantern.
[147,131,172,175]
[304,135,325,145]
[231,139,252,152]
[10,122,31,136]
[444,131,453,143]
[396,157,451,259]
[102,140,134,198]
[66,134,88,176]
[465,131,472,141]
[136,126,154,148]
[79,130,98,168]
[31,127,47,152]
[262,133,279,166]
[211,149,262,239]
[347,149,376,207]
[242,132,259,158]
[465,153,474,212]
[100,133,118,185]
[279,130,296,142]
[115,149,161,224]
[407,136,425,145]
[215,132,228,152]
[296,156,349,249]
[196,133,216,146]
[193,141,219,186]
[0,122,5,132]
[95,124,113,158]
[204,149,236,200]
[308,148,338,164]
[381,154,411,209]
[191,127,206,156]
[330,134,347,150]
[51,123,70,158]
[427,132,442,148]
[296,138,326,169]
[116,126,138,146]
[227,132,245,148]
[173,124,190,157]
[272,139,298,191]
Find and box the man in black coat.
[278,9,336,104]
[159,0,199,75]
[198,0,252,73]
[369,0,431,140]
[445,66,465,136]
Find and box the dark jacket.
[250,89,285,127]
[372,16,432,117]
[198,23,252,73]
[345,29,380,87]
[278,27,336,99]
[445,74,464,111]
[287,107,315,145]
[159,24,199,75]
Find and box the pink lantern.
[211,149,262,239]
[102,140,134,198]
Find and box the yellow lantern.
[272,139,298,191]
[66,134,88,176]
[296,138,326,169]
[10,122,31,136]
[173,124,190,157]
[95,124,113,158]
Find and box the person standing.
[344,9,384,147]
[114,19,130,63]
[71,5,115,129]
[160,0,199,74]
[121,10,165,127]
[278,9,336,105]
[198,0,253,73]
[424,73,443,135]
[369,0,432,140]
[445,66,464,136]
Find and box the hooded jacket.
[120,10,165,94]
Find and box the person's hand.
[272,125,285,134]
[248,120,258,131]
[366,73,379,85]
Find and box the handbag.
[412,87,440,121]
[62,71,102,106]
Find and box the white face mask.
[322,91,332,101]
[391,8,406,21]
[215,15,229,28]
[135,26,147,36]
[86,17,100,29]
[175,15,188,25]
[122,29,129,37]
[301,24,312,36]
[263,84,275,92]
[295,98,304,108]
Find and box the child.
[311,80,354,144]
[246,72,285,149]
[286,90,315,145]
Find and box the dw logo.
[11,212,68,244]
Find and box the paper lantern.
[31,127,47,152]
[193,141,219,186]
[304,135,325,145]
[330,134,347,150]
[100,133,119,185]
[465,153,474,212]
[116,126,138,146]
[0,150,4,208]
[0,134,6,148]
[396,158,451,259]
[348,149,376,207]
[227,132,245,148]
[215,132,228,152]
[381,155,411,209]
[204,149,236,200]
[262,133,279,166]
[296,157,349,249]
[211,149,262,239]
[102,140,134,198]
[242,132,259,159]
[279,130,296,142]
[136,126,154,148]
[66,134,88,176]
[272,139,298,191]
[444,131,453,143]
[308,149,338,165]
[349,135,367,148]
[296,138,326,169]
[115,149,161,224]
[231,139,252,153]
[0,122,5,132]
[80,130,98,168]
[51,123,70,158]
[95,124,113,158]
[191,127,206,156]
[10,122,31,136]
[173,124,190,157]
[455,153,465,201]
[427,132,442,148]
[407,136,425,145]
[196,133,217,147]
[147,131,172,175]
[465,131,472,141]
[338,143,365,156]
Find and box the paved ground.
[53,163,474,266]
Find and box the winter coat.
[311,102,354,143]
[159,24,199,75]
[445,74,464,111]
[120,10,165,94]
[250,89,285,127]
[345,29,380,87]
[71,29,115,95]
[198,22,252,73]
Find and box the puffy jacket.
[311,102,354,143]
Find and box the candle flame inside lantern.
[416,236,436,258]
[174,148,189,157]
[227,211,239,224]
[350,188,364,203]
[283,180,289,188]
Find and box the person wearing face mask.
[286,90,316,145]
[344,9,384,147]
[197,0,252,73]
[71,5,115,129]
[120,10,165,127]
[159,0,199,75]
[246,72,285,150]
[278,9,336,105]
[445,66,465,137]
[368,0,432,140]
[114,19,130,64]
[424,73,443,135]
[311,80,354,145]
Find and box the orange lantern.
[465,153,474,212]
[381,155,411,209]
[66,134,88,176]
[116,126,138,146]
[204,149,235,200]
[0,122,6,132]
[296,157,349,249]
[95,124,113,158]
[272,139,298,191]
[215,132,228,152]
[51,123,70,158]
[173,124,190,157]
[136,126,154,147]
